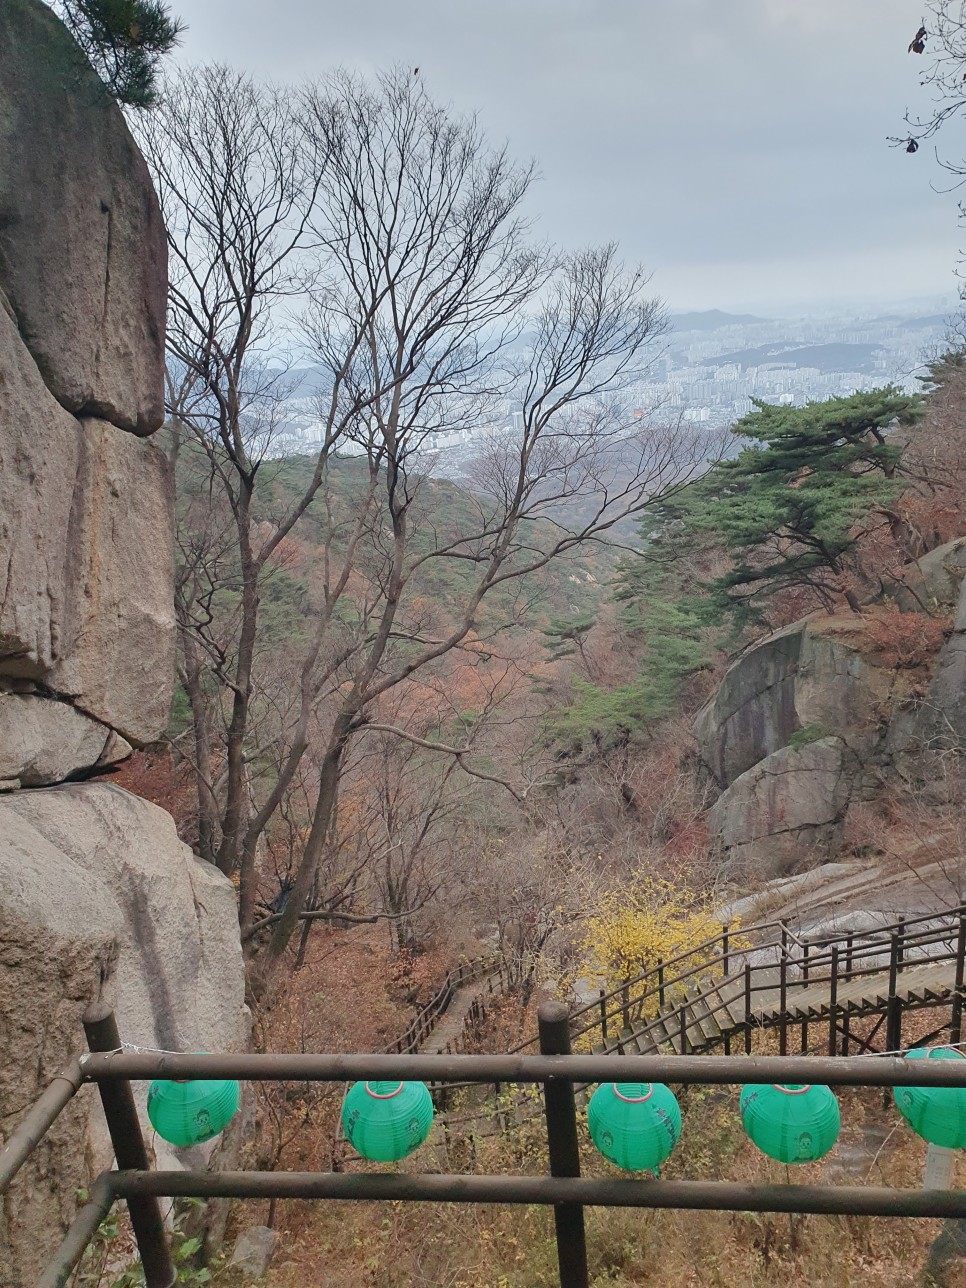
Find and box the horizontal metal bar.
[0,1062,84,1194]
[79,1050,966,1087]
[36,1172,115,1288]
[109,1169,966,1218]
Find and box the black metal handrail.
[530,903,966,1058]
[581,906,966,1066]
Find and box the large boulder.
[896,573,966,765]
[707,737,856,879]
[0,0,166,435]
[890,537,966,615]
[0,304,175,744]
[0,784,249,1280]
[0,690,130,789]
[695,616,896,789]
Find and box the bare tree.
[144,64,708,995]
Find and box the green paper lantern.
[893,1047,966,1148]
[147,1077,240,1147]
[740,1083,840,1164]
[587,1082,681,1172]
[341,1080,434,1161]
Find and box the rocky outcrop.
[707,737,856,879]
[890,537,966,615]
[0,197,175,749]
[894,571,966,768]
[695,608,960,881]
[0,3,247,1279]
[0,0,166,435]
[0,784,248,1281]
[695,615,897,790]
[0,691,131,789]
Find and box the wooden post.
[83,1005,176,1288]
[658,960,666,1011]
[828,946,839,1058]
[538,1002,589,1288]
[800,938,810,1054]
[845,934,854,983]
[599,989,608,1045]
[678,1006,688,1056]
[722,924,730,979]
[950,910,966,1045]
[621,983,630,1032]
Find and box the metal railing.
[515,904,966,1061]
[8,1002,966,1288]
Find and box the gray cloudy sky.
[170,0,963,314]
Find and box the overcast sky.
[169,0,964,315]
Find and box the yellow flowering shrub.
[579,876,745,1022]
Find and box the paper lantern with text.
[147,1077,240,1147]
[587,1081,681,1172]
[894,1047,966,1149]
[740,1083,840,1164]
[341,1080,434,1161]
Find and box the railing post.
[678,1005,688,1056]
[779,924,788,1057]
[887,931,903,1056]
[744,962,753,1056]
[845,933,854,983]
[598,989,608,1044]
[800,939,810,1054]
[721,924,730,980]
[620,983,630,1032]
[538,1002,589,1288]
[950,909,966,1045]
[828,946,839,1058]
[658,960,665,1011]
[83,1004,176,1288]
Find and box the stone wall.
[0,2,247,1278]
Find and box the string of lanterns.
[143,1045,966,1166]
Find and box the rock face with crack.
[707,737,857,880]
[695,607,962,878]
[0,4,247,1278]
[0,0,166,434]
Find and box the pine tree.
[643,387,923,624]
[55,0,183,108]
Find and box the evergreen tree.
[644,387,923,624]
[54,0,183,107]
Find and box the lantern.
[740,1083,840,1164]
[341,1080,434,1161]
[587,1081,681,1172]
[893,1047,966,1149]
[147,1077,240,1147]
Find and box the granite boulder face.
[0,3,248,1279]
[706,737,857,879]
[0,273,175,750]
[694,615,897,790]
[0,691,131,789]
[0,0,166,435]
[0,784,249,1281]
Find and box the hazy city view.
[273,298,957,476]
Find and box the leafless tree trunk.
[141,65,709,997]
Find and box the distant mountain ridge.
[669,309,771,331]
[700,341,885,375]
